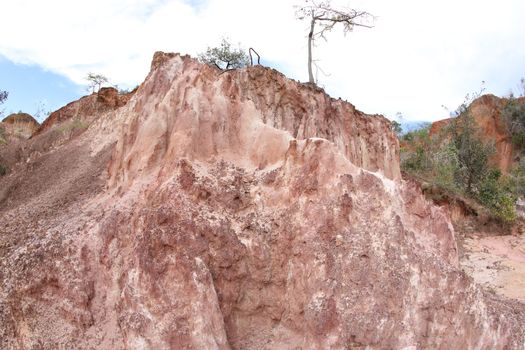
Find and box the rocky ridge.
[33,86,134,137]
[0,52,524,349]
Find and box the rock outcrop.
[1,112,39,140]
[2,112,39,129]
[0,53,524,349]
[33,86,134,137]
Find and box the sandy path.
[462,233,525,302]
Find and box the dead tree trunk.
[308,15,315,84]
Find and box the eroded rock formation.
[33,86,134,137]
[1,112,39,140]
[0,53,524,349]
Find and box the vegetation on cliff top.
[198,39,250,70]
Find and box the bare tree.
[86,73,109,93]
[518,77,525,97]
[0,90,7,105]
[33,100,51,123]
[296,0,373,84]
[0,90,8,118]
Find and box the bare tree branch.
[296,0,374,84]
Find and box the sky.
[1,0,524,123]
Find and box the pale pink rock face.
[0,53,523,350]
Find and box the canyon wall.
[0,53,523,349]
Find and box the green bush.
[400,124,432,174]
[400,92,521,223]
[512,132,525,147]
[449,113,494,194]
[507,159,525,198]
[478,169,502,205]
[391,120,402,136]
[58,117,88,134]
[402,133,413,142]
[0,125,5,144]
[401,123,431,143]
[496,195,518,223]
[477,169,516,223]
[198,38,249,70]
[0,163,7,176]
[401,146,427,172]
[401,102,514,222]
[502,98,525,150]
[432,143,459,190]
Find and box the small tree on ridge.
[198,38,250,70]
[86,73,109,93]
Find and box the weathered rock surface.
[33,86,134,137]
[2,112,39,128]
[1,112,39,141]
[0,53,524,349]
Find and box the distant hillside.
[399,120,431,134]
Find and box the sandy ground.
[461,233,525,302]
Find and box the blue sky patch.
[0,56,84,122]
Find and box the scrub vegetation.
[400,85,525,224]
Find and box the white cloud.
[1,0,524,121]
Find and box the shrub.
[507,159,525,198]
[478,169,503,206]
[0,125,5,144]
[400,123,433,174]
[58,117,88,134]
[502,98,525,150]
[448,113,494,194]
[495,194,518,223]
[432,143,460,190]
[399,88,521,223]
[391,120,402,136]
[401,146,428,173]
[198,39,249,70]
[0,163,7,176]
[401,123,431,142]
[476,169,516,223]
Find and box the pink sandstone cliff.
[0,52,523,349]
